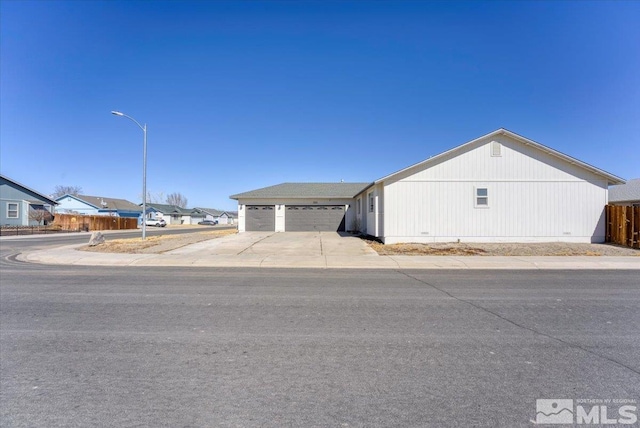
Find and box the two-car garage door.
[245,205,346,232]
[285,206,345,232]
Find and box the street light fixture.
[111,110,148,240]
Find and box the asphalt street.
[0,239,639,427]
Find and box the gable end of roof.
[1,174,59,205]
[375,129,625,185]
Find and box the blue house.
[55,194,142,218]
[0,174,58,226]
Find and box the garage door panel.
[285,205,345,232]
[246,206,275,231]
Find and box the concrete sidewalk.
[19,243,640,269]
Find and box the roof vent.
[490,141,502,157]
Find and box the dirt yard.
[81,231,638,257]
[365,239,640,256]
[81,229,236,254]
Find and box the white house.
[196,208,236,225]
[145,203,206,225]
[231,129,625,244]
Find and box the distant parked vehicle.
[145,218,166,227]
[198,220,218,226]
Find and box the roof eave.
[1,174,59,205]
[56,194,100,209]
[500,129,626,185]
[374,128,625,186]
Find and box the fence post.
[635,207,639,249]
[624,206,633,248]
[605,205,610,242]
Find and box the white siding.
[344,203,356,232]
[362,183,384,238]
[382,135,609,244]
[237,204,246,232]
[357,194,368,234]
[395,136,603,183]
[275,204,285,232]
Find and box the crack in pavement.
[397,270,640,377]
[236,233,276,255]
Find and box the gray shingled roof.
[196,207,236,218]
[196,207,224,216]
[71,194,142,212]
[1,174,58,205]
[146,203,193,214]
[230,182,372,200]
[609,178,640,203]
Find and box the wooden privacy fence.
[606,205,640,249]
[53,214,139,231]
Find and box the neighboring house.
[608,178,640,207]
[196,208,236,224]
[55,194,142,218]
[231,129,625,243]
[0,174,58,226]
[145,203,205,225]
[187,208,207,225]
[224,212,236,224]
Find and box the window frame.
[474,187,489,208]
[368,193,374,213]
[7,202,19,218]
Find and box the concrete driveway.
[168,231,378,257]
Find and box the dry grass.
[369,241,486,256]
[81,229,237,254]
[363,238,640,257]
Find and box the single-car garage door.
[285,205,346,232]
[245,205,275,231]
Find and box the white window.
[368,193,374,213]
[475,188,489,207]
[356,198,361,215]
[7,203,19,218]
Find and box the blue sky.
[1,1,638,210]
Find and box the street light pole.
[111,111,148,240]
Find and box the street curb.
[18,246,640,270]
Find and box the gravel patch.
[365,240,639,256]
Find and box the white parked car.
[145,218,166,227]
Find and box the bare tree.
[146,191,165,204]
[29,207,53,226]
[139,191,165,204]
[166,192,188,208]
[52,185,82,199]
